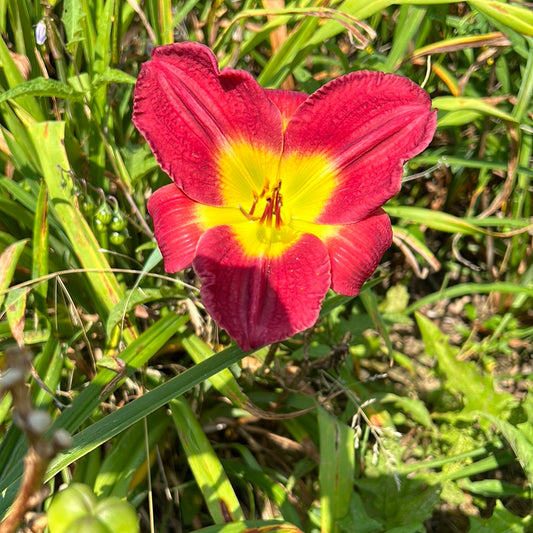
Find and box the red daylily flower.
[133,42,437,351]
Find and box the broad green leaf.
[460,478,530,498]
[337,493,383,533]
[93,0,115,74]
[513,40,533,121]
[518,391,533,445]
[359,289,394,361]
[415,313,515,422]
[437,110,483,127]
[0,0,6,33]
[32,338,63,409]
[356,473,439,532]
[477,413,533,485]
[380,393,434,429]
[258,15,320,88]
[384,5,426,72]
[0,78,84,105]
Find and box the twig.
[0,347,72,533]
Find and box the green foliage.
[0,0,531,531]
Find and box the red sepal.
[147,184,204,273]
[325,209,392,295]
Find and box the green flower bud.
[47,483,96,533]
[110,211,127,232]
[95,202,113,225]
[95,497,139,533]
[109,231,125,246]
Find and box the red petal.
[133,43,283,206]
[193,227,331,350]
[325,209,392,295]
[284,71,437,224]
[266,89,308,127]
[147,184,204,273]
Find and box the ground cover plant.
[0,0,531,531]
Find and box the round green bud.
[95,497,139,533]
[95,202,113,225]
[110,212,127,232]
[109,231,125,246]
[68,516,112,533]
[47,483,96,533]
[93,218,108,234]
[81,196,96,217]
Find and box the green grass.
[0,1,532,532]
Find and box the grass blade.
[170,397,245,523]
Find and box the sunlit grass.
[0,1,531,532]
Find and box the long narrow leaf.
[0,239,28,309]
[27,121,130,325]
[318,407,354,533]
[170,397,245,522]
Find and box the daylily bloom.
[133,42,436,351]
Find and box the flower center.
[240,182,285,230]
[212,142,338,257]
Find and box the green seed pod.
[81,196,96,217]
[110,211,127,232]
[95,202,113,225]
[109,231,125,246]
[93,217,107,234]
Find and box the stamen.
[248,192,258,216]
[274,192,282,230]
[259,197,272,225]
[239,205,258,221]
[244,182,284,229]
